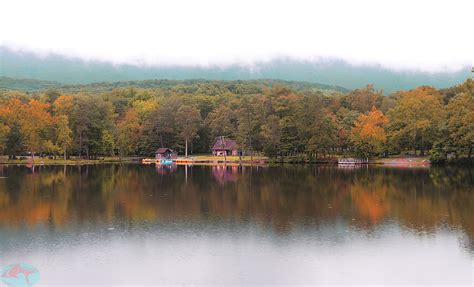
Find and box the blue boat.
[160,159,173,165]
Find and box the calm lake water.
[0,164,473,285]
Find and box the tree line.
[0,79,472,162]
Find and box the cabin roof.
[212,138,237,151]
[156,148,174,154]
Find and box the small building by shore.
[155,148,178,160]
[212,137,238,156]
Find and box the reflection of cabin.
[212,165,239,184]
[212,137,238,156]
[155,148,177,160]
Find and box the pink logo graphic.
[1,263,40,287]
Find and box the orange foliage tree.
[351,106,388,157]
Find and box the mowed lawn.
[189,155,268,161]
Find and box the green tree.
[236,98,260,156]
[206,105,236,140]
[101,130,116,157]
[5,124,24,157]
[176,105,201,157]
[70,95,116,158]
[260,115,281,157]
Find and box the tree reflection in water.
[0,164,472,251]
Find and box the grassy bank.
[0,156,139,165]
[0,155,268,165]
[189,155,268,163]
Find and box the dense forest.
[0,78,472,163]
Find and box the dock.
[338,158,369,165]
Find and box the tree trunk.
[420,134,424,156]
[468,146,472,159]
[185,139,188,157]
[79,133,82,159]
[64,147,67,160]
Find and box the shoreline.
[1,155,470,166]
[0,155,427,166]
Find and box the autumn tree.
[1,79,473,163]
[53,95,74,115]
[0,123,11,155]
[22,99,53,157]
[260,115,281,157]
[335,107,361,154]
[117,108,142,156]
[55,115,73,160]
[43,140,61,158]
[388,87,444,155]
[176,105,202,157]
[346,85,383,113]
[351,107,388,157]
[445,80,474,158]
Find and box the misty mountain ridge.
[0,76,349,96]
[0,47,471,94]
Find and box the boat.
[160,159,174,165]
[338,158,368,165]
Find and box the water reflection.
[0,164,473,284]
[0,164,472,250]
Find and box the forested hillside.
[0,78,472,163]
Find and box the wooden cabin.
[212,137,238,156]
[155,148,178,160]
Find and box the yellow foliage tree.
[117,108,142,156]
[388,86,444,155]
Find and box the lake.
[0,164,473,285]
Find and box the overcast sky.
[1,0,473,72]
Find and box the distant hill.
[0,77,349,95]
[57,79,349,94]
[0,47,471,94]
[0,76,61,91]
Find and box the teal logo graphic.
[1,263,40,287]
